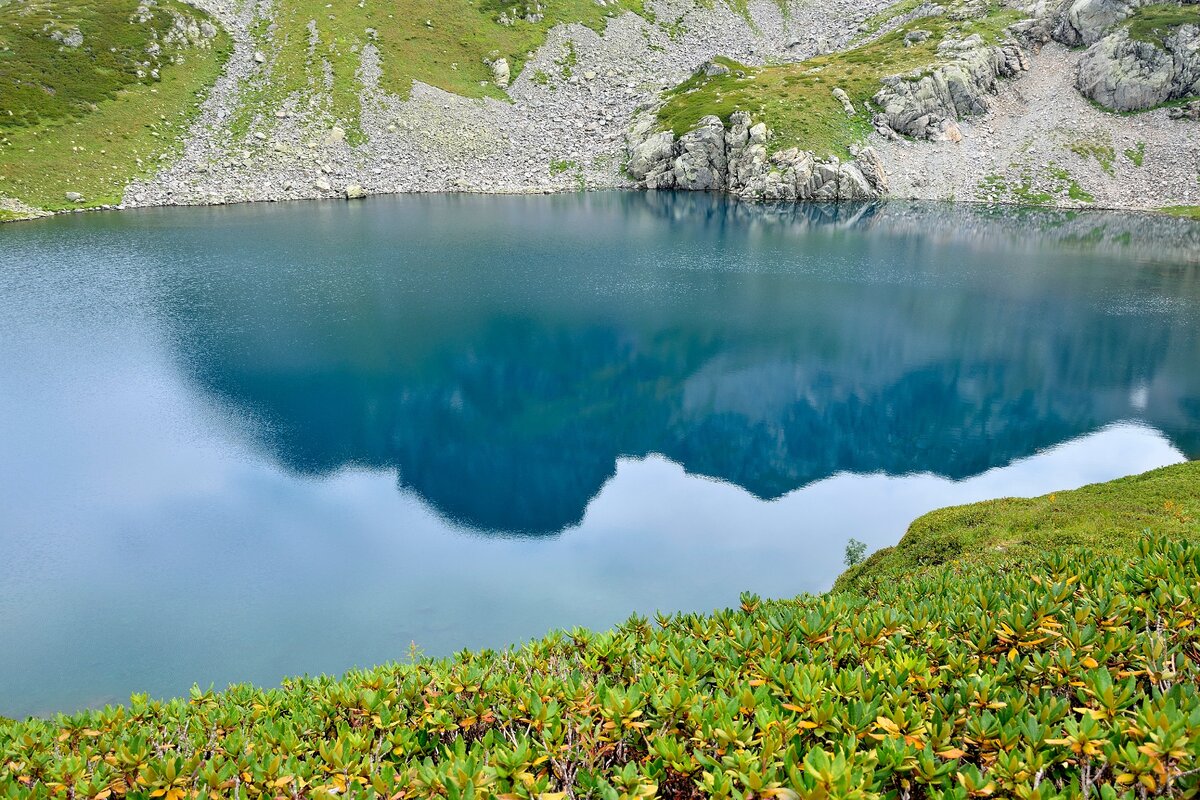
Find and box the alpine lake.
[2,192,1199,719]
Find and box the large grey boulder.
[491,58,511,89]
[1055,0,1145,45]
[1077,24,1200,110]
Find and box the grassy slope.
[233,0,648,142]
[836,460,1200,594]
[0,0,231,213]
[0,462,1196,799]
[656,3,1022,159]
[1124,3,1200,47]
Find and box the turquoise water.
[2,193,1199,717]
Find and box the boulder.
[905,29,932,47]
[625,112,888,203]
[64,192,83,203]
[344,185,367,200]
[491,58,511,88]
[1169,99,1200,119]
[1054,0,1145,46]
[626,130,677,187]
[1077,24,1200,110]
[832,87,857,115]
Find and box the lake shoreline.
[4,187,1199,226]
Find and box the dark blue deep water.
[2,193,1199,717]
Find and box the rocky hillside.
[1,0,1198,220]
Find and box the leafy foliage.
[5,517,1200,798]
[845,538,868,568]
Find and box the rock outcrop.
[626,112,888,201]
[1076,23,1200,110]
[1054,0,1146,45]
[872,34,1029,140]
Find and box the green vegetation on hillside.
[837,461,1199,593]
[233,0,648,142]
[0,0,231,213]
[1,462,1198,799]
[1161,205,1200,219]
[1124,4,1200,48]
[656,5,1022,159]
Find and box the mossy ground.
[1124,3,1200,48]
[0,0,231,213]
[836,461,1200,594]
[1160,205,1200,219]
[656,5,1022,159]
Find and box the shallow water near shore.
[2,193,1199,718]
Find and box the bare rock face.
[1054,0,1146,46]
[872,35,1029,140]
[625,111,888,202]
[1077,24,1200,110]
[671,115,728,191]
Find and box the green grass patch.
[0,0,211,129]
[1124,141,1146,166]
[2,462,1199,799]
[977,164,1093,206]
[837,461,1199,593]
[1124,2,1200,48]
[550,158,578,174]
[657,6,1022,159]
[1069,138,1116,174]
[1161,204,1200,219]
[0,0,231,212]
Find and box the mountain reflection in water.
[161,194,1200,534]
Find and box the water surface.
[2,193,1199,717]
